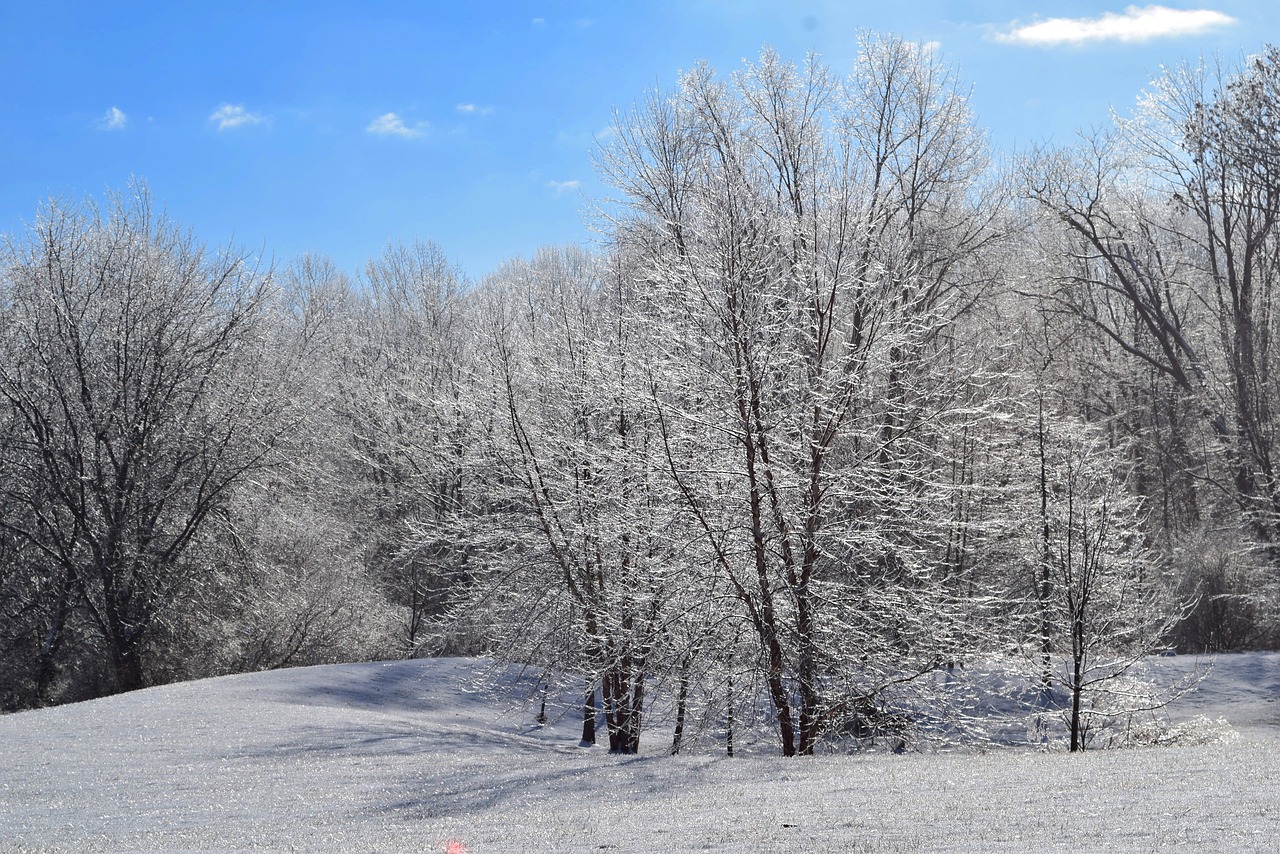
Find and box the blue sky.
[1,2,1276,280]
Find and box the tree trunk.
[536,672,549,726]
[604,668,624,753]
[111,634,147,694]
[726,669,735,758]
[602,664,642,755]
[764,652,796,757]
[580,680,597,746]
[1037,398,1053,694]
[796,589,820,756]
[1070,626,1085,753]
[670,655,691,755]
[33,573,74,705]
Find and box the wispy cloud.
[366,112,429,138]
[209,103,268,130]
[97,106,127,131]
[993,5,1235,46]
[456,103,494,116]
[548,179,581,198]
[557,126,617,149]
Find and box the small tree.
[1036,416,1186,751]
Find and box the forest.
[2,35,1279,757]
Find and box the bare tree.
[600,37,1002,755]
[1033,415,1188,751]
[476,247,688,754]
[1026,48,1280,550]
[334,241,478,656]
[0,188,281,695]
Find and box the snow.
[2,655,1278,852]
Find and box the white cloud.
[209,103,268,130]
[366,112,429,138]
[456,103,494,116]
[994,5,1235,46]
[532,17,546,27]
[98,106,127,131]
[548,179,581,198]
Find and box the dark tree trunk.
[670,655,691,755]
[1070,624,1085,753]
[1037,398,1053,693]
[726,668,735,758]
[602,664,643,755]
[109,621,148,695]
[627,672,644,754]
[580,680,597,746]
[111,638,147,694]
[603,669,623,753]
[536,672,549,726]
[796,590,820,756]
[33,572,74,705]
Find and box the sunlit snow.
[2,655,1277,852]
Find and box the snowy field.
[2,655,1278,853]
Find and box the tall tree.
[476,247,684,754]
[339,241,478,656]
[1026,48,1280,549]
[0,188,281,695]
[601,37,1002,755]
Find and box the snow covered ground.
[2,654,1278,852]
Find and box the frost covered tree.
[193,254,399,675]
[599,37,1004,755]
[1020,48,1280,652]
[474,247,690,754]
[1026,48,1280,552]
[0,188,283,695]
[1032,416,1185,751]
[335,241,480,656]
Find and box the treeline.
[2,36,1278,755]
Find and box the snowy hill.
[2,655,1278,852]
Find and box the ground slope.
[1,656,1278,852]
